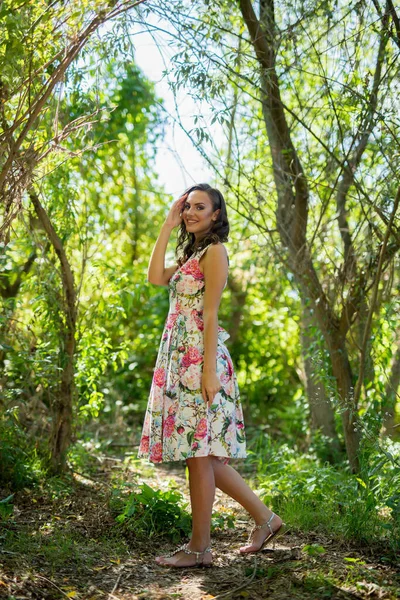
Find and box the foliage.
[0,407,46,491]
[110,481,192,542]
[110,478,236,542]
[248,434,400,554]
[0,494,14,521]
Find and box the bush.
[247,433,400,554]
[109,482,192,543]
[0,408,45,490]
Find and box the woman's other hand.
[165,192,188,229]
[202,370,222,406]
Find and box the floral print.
[138,242,247,463]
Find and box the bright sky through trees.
[131,19,218,196]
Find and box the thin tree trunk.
[239,0,361,471]
[30,190,77,474]
[300,300,341,460]
[226,275,247,345]
[383,342,400,436]
[357,297,375,387]
[131,141,141,262]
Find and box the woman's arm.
[147,194,187,286]
[201,243,229,403]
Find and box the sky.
[131,21,217,198]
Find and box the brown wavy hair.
[176,183,229,267]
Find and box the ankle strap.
[254,512,276,535]
[182,544,212,564]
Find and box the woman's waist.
[165,307,230,341]
[168,304,204,316]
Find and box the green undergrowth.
[0,408,47,491]
[241,555,399,600]
[248,434,400,557]
[109,479,236,543]
[3,527,129,572]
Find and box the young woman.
[138,184,285,567]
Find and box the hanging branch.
[0,0,148,243]
[353,184,400,407]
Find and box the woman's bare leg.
[210,456,282,552]
[155,456,214,566]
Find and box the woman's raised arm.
[147,193,187,285]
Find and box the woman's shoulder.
[204,241,229,266]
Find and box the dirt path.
[1,455,399,600]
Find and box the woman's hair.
[176,183,229,266]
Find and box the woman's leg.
[186,456,215,547]
[210,456,282,552]
[155,456,214,566]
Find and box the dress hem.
[137,451,247,464]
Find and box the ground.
[0,452,399,600]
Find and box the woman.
[138,184,285,567]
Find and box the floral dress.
[137,242,247,463]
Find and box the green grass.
[3,526,130,572]
[246,433,400,556]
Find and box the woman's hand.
[202,369,222,406]
[164,192,188,229]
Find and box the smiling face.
[182,190,220,240]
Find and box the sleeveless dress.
[137,242,247,463]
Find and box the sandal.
[155,543,213,568]
[240,512,287,554]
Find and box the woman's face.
[182,190,220,238]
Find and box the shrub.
[110,482,192,543]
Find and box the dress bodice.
[167,243,230,343]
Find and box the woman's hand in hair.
[164,193,188,229]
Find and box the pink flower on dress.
[176,278,204,294]
[140,436,149,453]
[192,310,204,331]
[225,422,235,444]
[181,258,204,280]
[182,346,203,368]
[153,368,166,387]
[225,378,235,398]
[194,418,208,440]
[150,442,163,462]
[226,356,234,377]
[166,312,178,329]
[220,372,230,385]
[168,403,178,415]
[181,363,201,390]
[236,406,243,420]
[177,425,185,435]
[185,313,198,333]
[237,422,244,429]
[191,441,199,451]
[163,415,176,438]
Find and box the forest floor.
[1,450,399,600]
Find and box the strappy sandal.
[240,512,287,554]
[155,543,213,568]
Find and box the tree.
[147,0,400,471]
[0,0,147,243]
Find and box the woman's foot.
[239,512,284,553]
[155,543,213,567]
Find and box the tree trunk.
[239,0,361,471]
[30,190,77,474]
[300,300,341,460]
[226,274,248,345]
[382,342,400,436]
[131,141,141,263]
[357,297,375,387]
